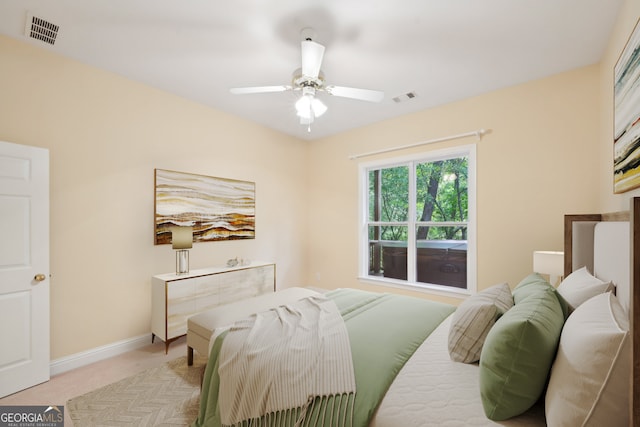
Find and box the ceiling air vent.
[25,12,59,46]
[392,92,417,103]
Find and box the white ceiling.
[0,1,624,141]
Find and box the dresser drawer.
[151,262,276,353]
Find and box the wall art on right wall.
[614,18,640,193]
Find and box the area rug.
[67,356,206,426]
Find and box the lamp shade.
[533,251,564,277]
[295,95,327,119]
[171,226,193,250]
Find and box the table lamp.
[533,250,564,286]
[172,226,193,274]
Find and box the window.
[359,145,476,294]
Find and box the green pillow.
[479,287,565,421]
[513,273,569,318]
[512,273,552,303]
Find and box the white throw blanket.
[217,295,356,427]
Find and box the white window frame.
[357,144,477,298]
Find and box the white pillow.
[557,266,613,311]
[448,282,513,363]
[545,292,630,427]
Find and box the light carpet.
[67,356,206,426]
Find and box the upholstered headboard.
[569,221,630,312]
[564,200,638,425]
[594,222,631,313]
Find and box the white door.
[0,141,50,398]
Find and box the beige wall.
[306,0,640,304]
[0,35,309,359]
[307,66,602,305]
[1,1,637,359]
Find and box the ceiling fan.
[230,28,384,131]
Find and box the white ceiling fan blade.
[326,85,384,102]
[230,85,291,95]
[301,40,325,79]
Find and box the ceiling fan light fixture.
[295,92,326,119]
[295,94,311,117]
[229,27,384,133]
[311,97,327,117]
[299,116,312,125]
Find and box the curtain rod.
[348,128,491,160]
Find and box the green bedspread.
[192,288,454,427]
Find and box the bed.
[191,198,640,427]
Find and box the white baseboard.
[49,333,150,376]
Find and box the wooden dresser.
[151,261,275,352]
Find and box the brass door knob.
[34,274,46,282]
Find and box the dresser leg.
[151,333,155,344]
[188,347,194,366]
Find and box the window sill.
[358,276,470,300]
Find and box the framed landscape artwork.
[154,169,255,244]
[614,19,640,193]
